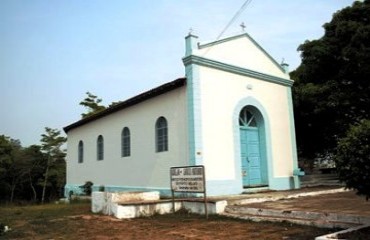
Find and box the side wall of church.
[65,87,188,196]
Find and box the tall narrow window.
[97,135,104,160]
[78,140,84,163]
[156,117,168,152]
[121,127,130,157]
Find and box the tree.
[0,135,61,203]
[0,135,25,202]
[292,0,370,158]
[7,142,27,203]
[335,120,370,200]
[79,92,106,118]
[21,145,47,202]
[0,135,13,198]
[40,128,66,204]
[108,101,122,108]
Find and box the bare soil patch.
[0,201,334,240]
[243,191,370,217]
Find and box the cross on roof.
[240,22,246,32]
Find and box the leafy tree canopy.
[291,0,370,158]
[0,135,56,203]
[41,127,66,158]
[40,127,67,203]
[335,119,370,200]
[79,92,106,119]
[292,0,370,199]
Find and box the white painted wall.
[66,87,188,189]
[198,67,295,180]
[196,35,288,78]
[191,34,296,183]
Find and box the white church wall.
[65,86,188,195]
[197,63,296,189]
[195,34,288,79]
[183,33,297,192]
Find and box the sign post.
[170,165,207,219]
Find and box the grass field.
[0,201,335,239]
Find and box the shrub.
[335,119,370,200]
[79,181,93,196]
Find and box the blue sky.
[0,0,355,146]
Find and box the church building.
[63,32,300,197]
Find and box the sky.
[0,0,355,147]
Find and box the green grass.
[0,201,91,239]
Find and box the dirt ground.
[1,202,332,240]
[243,190,370,217]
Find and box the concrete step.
[225,188,346,206]
[301,174,338,180]
[300,174,344,188]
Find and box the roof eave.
[63,77,186,133]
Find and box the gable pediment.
[192,33,288,79]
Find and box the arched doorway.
[239,106,268,187]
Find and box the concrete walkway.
[216,187,370,229]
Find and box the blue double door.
[240,128,267,187]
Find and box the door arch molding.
[232,97,273,189]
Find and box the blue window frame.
[78,140,84,163]
[97,135,104,160]
[155,117,168,152]
[121,127,131,157]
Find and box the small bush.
[79,181,93,196]
[335,119,370,200]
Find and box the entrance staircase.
[221,174,363,229]
[300,172,344,188]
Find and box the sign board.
[170,165,208,219]
[170,166,205,193]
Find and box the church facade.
[64,33,300,197]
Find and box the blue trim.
[185,34,199,56]
[184,61,203,165]
[287,87,300,188]
[65,184,196,198]
[182,55,293,87]
[198,33,286,74]
[281,63,289,74]
[233,97,273,189]
[64,184,85,197]
[269,177,294,190]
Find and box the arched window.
[78,140,84,163]
[121,127,130,157]
[155,117,168,152]
[239,107,257,127]
[97,135,104,160]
